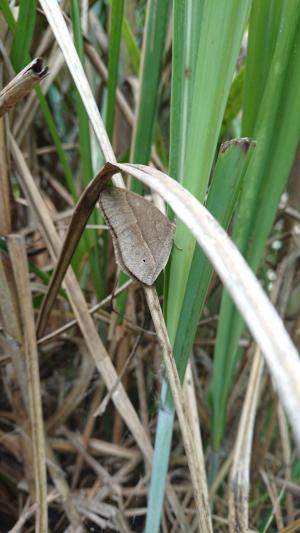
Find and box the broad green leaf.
[167,0,252,344]
[212,1,300,450]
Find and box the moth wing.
[126,190,175,283]
[99,188,156,284]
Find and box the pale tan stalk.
[0,114,11,234]
[7,235,48,533]
[229,347,264,533]
[145,286,213,533]
[14,48,64,143]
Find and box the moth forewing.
[99,187,175,285]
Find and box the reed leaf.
[10,0,37,71]
[212,0,300,451]
[130,0,170,193]
[70,0,103,299]
[106,0,124,140]
[166,0,251,343]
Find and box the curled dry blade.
[36,162,175,337]
[0,58,49,117]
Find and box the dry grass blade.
[0,241,29,404]
[0,240,35,494]
[8,492,59,533]
[37,279,132,345]
[0,57,48,117]
[44,441,83,530]
[7,235,48,533]
[144,286,213,532]
[228,346,264,533]
[0,114,11,234]
[228,235,296,532]
[46,346,95,433]
[9,134,153,464]
[277,403,294,522]
[229,244,300,532]
[13,49,64,144]
[182,361,208,502]
[260,469,284,530]
[279,518,300,533]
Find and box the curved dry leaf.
[0,58,48,117]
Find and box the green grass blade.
[172,140,256,385]
[145,394,174,533]
[0,0,17,31]
[154,123,168,168]
[211,1,300,451]
[166,0,252,344]
[10,0,37,71]
[164,0,203,311]
[122,11,169,174]
[221,65,245,137]
[70,0,93,187]
[168,0,203,184]
[147,139,255,532]
[106,0,124,140]
[122,16,140,75]
[70,0,103,300]
[147,5,203,527]
[115,2,170,319]
[242,0,283,136]
[130,0,170,193]
[37,88,78,201]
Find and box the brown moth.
[99,186,176,286]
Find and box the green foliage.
[106,0,125,140]
[211,0,300,450]
[10,0,37,71]
[130,0,170,193]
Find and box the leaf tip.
[220,137,256,155]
